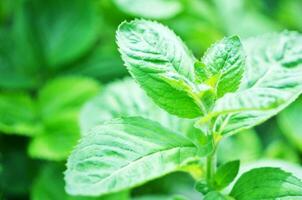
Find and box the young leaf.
[230,167,302,199]
[201,36,245,98]
[202,31,302,135]
[116,19,203,118]
[65,117,199,196]
[113,0,183,20]
[213,160,240,190]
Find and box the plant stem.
[206,133,219,186]
[206,147,217,185]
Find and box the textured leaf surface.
[117,19,203,118]
[278,98,302,152]
[201,36,245,98]
[214,160,240,190]
[0,92,39,136]
[31,164,129,200]
[230,167,302,200]
[80,78,193,135]
[205,31,302,135]
[65,117,198,196]
[113,0,182,19]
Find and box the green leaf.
[113,0,183,19]
[202,31,302,135]
[22,0,101,68]
[213,160,240,190]
[0,11,40,90]
[31,163,129,200]
[65,117,199,196]
[204,191,231,200]
[80,78,193,135]
[230,167,302,199]
[28,112,80,161]
[201,36,245,98]
[116,19,203,118]
[39,76,100,120]
[278,97,302,152]
[0,92,39,136]
[28,77,100,160]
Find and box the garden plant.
[64,19,302,199]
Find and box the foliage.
[65,18,302,199]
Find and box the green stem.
[206,147,217,185]
[206,132,219,186]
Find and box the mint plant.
[65,19,302,199]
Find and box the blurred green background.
[0,0,301,199]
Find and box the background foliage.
[0,0,301,199]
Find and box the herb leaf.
[203,31,302,135]
[65,117,199,196]
[201,36,245,98]
[230,167,302,199]
[116,19,203,118]
[214,160,240,190]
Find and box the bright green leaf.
[65,117,199,196]
[28,112,80,161]
[113,0,182,19]
[0,92,39,136]
[213,160,240,190]
[116,19,204,118]
[203,31,302,135]
[201,36,245,98]
[204,191,231,200]
[230,167,302,199]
